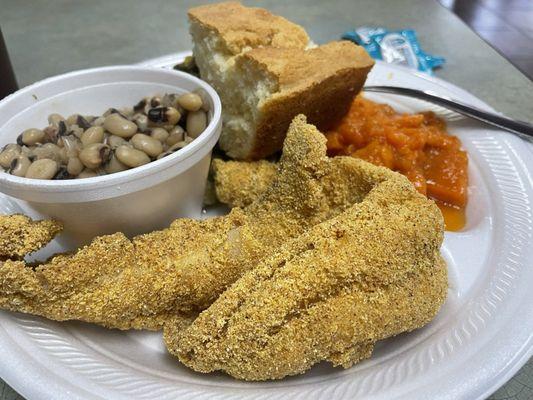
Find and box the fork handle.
[364,86,533,142]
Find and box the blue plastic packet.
[342,27,445,75]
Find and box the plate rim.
[0,53,532,400]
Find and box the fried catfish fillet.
[0,215,62,260]
[166,166,447,381]
[212,159,277,208]
[0,115,382,330]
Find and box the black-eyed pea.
[106,134,128,149]
[79,143,111,169]
[178,92,203,112]
[93,116,105,127]
[161,93,178,108]
[103,108,120,117]
[131,134,163,157]
[8,155,31,177]
[147,107,181,126]
[25,158,58,179]
[115,145,150,168]
[57,120,68,136]
[165,107,181,125]
[19,128,45,146]
[103,113,137,138]
[0,144,21,168]
[81,126,105,146]
[66,157,84,176]
[150,128,169,143]
[66,114,81,126]
[149,96,162,108]
[76,115,92,130]
[104,154,129,174]
[157,140,187,160]
[47,113,65,126]
[186,110,207,138]
[166,126,185,146]
[132,113,149,132]
[77,169,98,179]
[32,143,62,162]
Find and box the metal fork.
[364,86,533,142]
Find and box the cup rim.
[0,65,222,194]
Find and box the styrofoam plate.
[0,53,531,400]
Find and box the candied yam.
[422,111,447,130]
[396,113,425,128]
[386,131,410,148]
[424,146,468,207]
[342,127,367,147]
[353,140,395,169]
[326,95,469,230]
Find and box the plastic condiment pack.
[343,27,445,75]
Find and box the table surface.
[0,0,532,399]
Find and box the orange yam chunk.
[424,146,468,207]
[353,140,395,169]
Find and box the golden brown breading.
[0,116,447,381]
[0,229,201,330]
[0,115,385,330]
[212,159,277,208]
[166,173,447,380]
[212,154,400,212]
[0,215,62,259]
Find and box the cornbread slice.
[188,2,375,159]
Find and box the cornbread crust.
[239,41,374,159]
[167,162,447,381]
[187,2,309,55]
[0,214,62,260]
[0,116,392,330]
[188,2,374,160]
